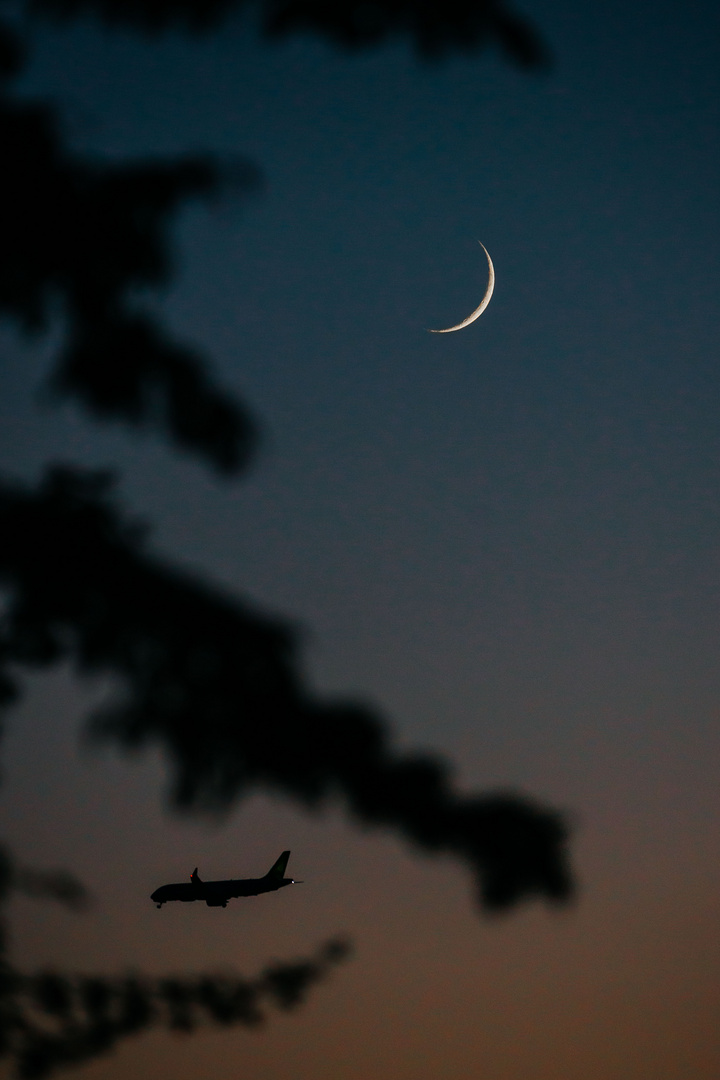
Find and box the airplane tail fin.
[264,851,291,880]
[191,867,202,884]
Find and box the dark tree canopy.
[29,0,549,65]
[0,847,349,1078]
[0,57,260,473]
[0,466,572,910]
[0,1,566,1076]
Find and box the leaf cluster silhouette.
[1,0,566,1075]
[0,466,572,909]
[29,0,549,65]
[4,939,350,1078]
[0,844,349,1079]
[0,22,259,473]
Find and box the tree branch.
[0,70,260,474]
[27,0,549,67]
[1,939,350,1079]
[0,467,573,911]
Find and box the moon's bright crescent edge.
[428,242,495,334]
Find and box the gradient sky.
[1,0,720,1077]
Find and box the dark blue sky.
[2,1,720,1077]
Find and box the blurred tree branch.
[0,846,349,1080]
[0,844,91,912]
[11,869,91,912]
[0,22,260,473]
[28,0,550,66]
[1,924,350,1080]
[0,466,572,911]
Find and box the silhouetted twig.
[2,939,351,1078]
[27,0,549,67]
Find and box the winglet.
[265,851,291,880]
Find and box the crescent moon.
[428,242,495,333]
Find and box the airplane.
[150,851,302,908]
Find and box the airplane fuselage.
[151,851,299,908]
[151,876,293,907]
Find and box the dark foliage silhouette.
[6,943,351,1078]
[30,0,549,66]
[0,848,90,912]
[0,31,260,472]
[0,842,349,1079]
[1,0,565,1076]
[0,466,572,909]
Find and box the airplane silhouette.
[150,851,302,908]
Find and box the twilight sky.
[1,0,720,1077]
